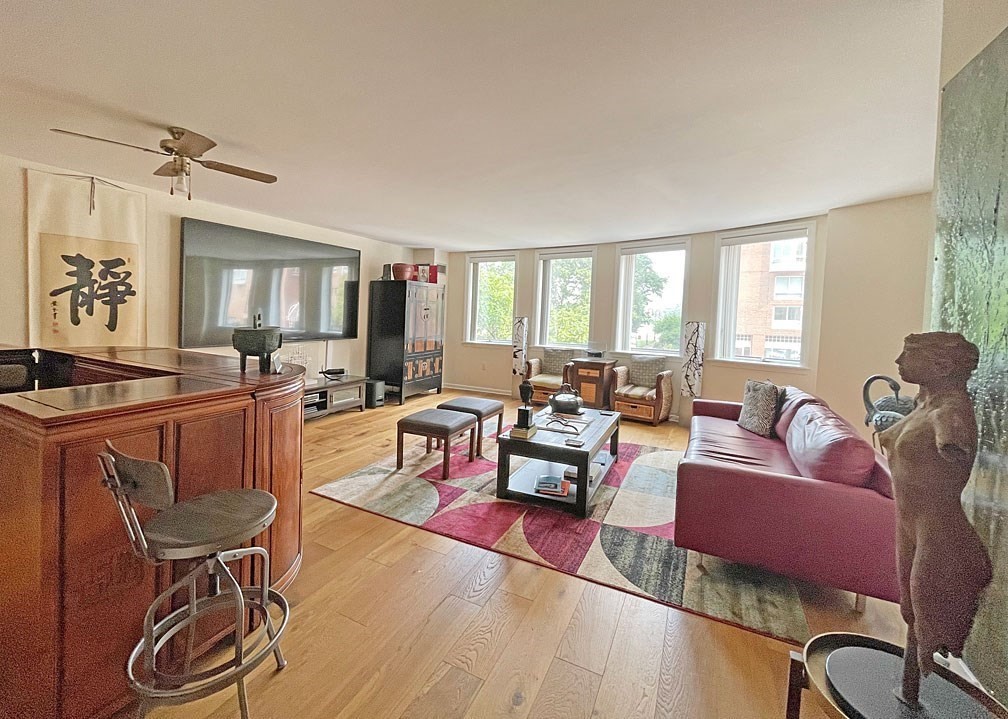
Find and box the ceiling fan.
[50,126,277,200]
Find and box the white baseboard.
[442,383,512,397]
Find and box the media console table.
[0,346,306,719]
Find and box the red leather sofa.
[674,388,900,603]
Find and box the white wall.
[816,193,932,432]
[0,153,413,374]
[444,194,932,430]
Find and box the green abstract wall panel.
[934,24,1008,699]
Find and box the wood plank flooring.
[142,388,905,719]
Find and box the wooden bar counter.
[0,347,305,719]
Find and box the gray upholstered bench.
[436,397,505,457]
[397,408,477,480]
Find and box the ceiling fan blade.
[197,160,277,184]
[50,128,164,154]
[153,161,177,177]
[168,126,217,157]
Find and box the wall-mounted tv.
[180,218,360,348]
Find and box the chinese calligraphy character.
[49,253,136,332]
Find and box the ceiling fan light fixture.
[172,171,190,196]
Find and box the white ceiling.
[0,1,942,250]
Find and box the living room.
[1,2,1006,718]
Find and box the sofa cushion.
[628,355,665,387]
[773,386,823,439]
[786,404,876,486]
[687,415,800,476]
[542,348,577,375]
[737,379,780,437]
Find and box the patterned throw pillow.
[628,355,666,387]
[737,379,781,437]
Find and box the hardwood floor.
[145,388,905,719]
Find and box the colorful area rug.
[312,430,811,644]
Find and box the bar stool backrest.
[98,440,175,561]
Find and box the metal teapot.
[548,383,584,415]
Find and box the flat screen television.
[180,218,360,348]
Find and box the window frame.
[613,237,690,357]
[464,252,517,345]
[534,247,597,348]
[713,221,816,368]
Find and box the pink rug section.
[423,499,526,547]
[521,507,601,573]
[432,482,468,514]
[418,453,497,480]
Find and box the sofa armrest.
[525,358,541,378]
[692,399,743,421]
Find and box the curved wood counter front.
[0,347,305,719]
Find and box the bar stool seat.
[99,443,289,719]
[144,489,276,561]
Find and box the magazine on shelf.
[534,475,571,497]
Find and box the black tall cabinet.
[366,280,445,404]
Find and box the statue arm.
[933,406,977,465]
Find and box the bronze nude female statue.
[878,332,993,707]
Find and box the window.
[328,265,351,332]
[466,255,516,343]
[278,267,302,329]
[735,333,753,358]
[764,335,802,362]
[773,275,804,299]
[537,251,593,346]
[715,223,813,365]
[771,306,802,329]
[222,268,254,326]
[616,243,687,353]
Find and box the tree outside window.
[540,255,592,345]
[467,258,515,343]
[618,247,686,353]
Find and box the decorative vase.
[392,263,414,280]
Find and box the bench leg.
[426,436,432,454]
[468,427,476,462]
[442,435,452,480]
[476,419,484,457]
[496,412,503,440]
[396,428,404,470]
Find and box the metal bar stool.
[99,441,290,719]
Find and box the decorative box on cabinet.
[570,357,617,409]
[367,280,445,404]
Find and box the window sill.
[705,358,811,375]
[462,340,513,348]
[608,349,681,360]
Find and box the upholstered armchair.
[525,348,580,404]
[610,356,674,425]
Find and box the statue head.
[896,332,979,385]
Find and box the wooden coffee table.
[496,407,620,517]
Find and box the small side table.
[570,357,617,409]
